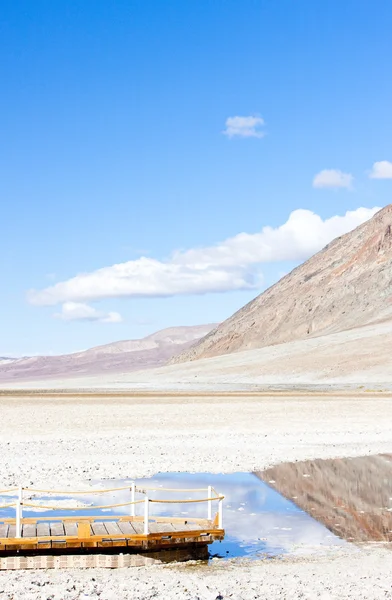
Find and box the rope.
[0,489,18,495]
[23,485,211,495]
[149,495,224,504]
[21,499,145,511]
[136,487,208,492]
[0,503,16,509]
[23,486,133,495]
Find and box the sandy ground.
[1,393,392,598]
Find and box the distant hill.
[173,204,392,363]
[0,324,217,382]
[0,357,17,366]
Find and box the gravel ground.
[1,548,391,600]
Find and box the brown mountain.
[173,204,392,363]
[0,324,216,383]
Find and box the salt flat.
[1,393,392,599]
[1,394,392,488]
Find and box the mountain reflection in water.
[257,454,392,546]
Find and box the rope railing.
[0,481,224,538]
[135,487,209,493]
[0,485,212,495]
[23,485,133,495]
[21,499,145,511]
[149,496,224,504]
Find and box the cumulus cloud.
[28,206,379,307]
[369,160,392,179]
[313,169,353,189]
[54,302,122,323]
[223,115,265,138]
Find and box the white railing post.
[130,482,136,517]
[144,496,149,535]
[16,485,22,538]
[207,485,212,520]
[218,496,223,529]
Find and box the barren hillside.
[173,204,392,363]
[3,319,392,390]
[0,324,216,382]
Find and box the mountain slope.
[0,324,216,382]
[173,204,392,363]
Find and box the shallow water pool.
[0,471,345,559]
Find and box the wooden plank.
[36,522,51,549]
[104,522,123,536]
[77,522,97,547]
[105,521,126,546]
[77,522,90,539]
[117,521,137,535]
[22,524,37,538]
[50,522,65,537]
[8,525,16,538]
[50,522,66,548]
[64,522,78,537]
[92,522,112,547]
[130,521,144,534]
[149,522,175,534]
[37,522,50,537]
[4,524,19,550]
[179,523,202,531]
[91,522,108,536]
[0,523,9,550]
[63,522,80,547]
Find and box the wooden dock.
[0,483,224,568]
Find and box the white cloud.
[223,115,265,138]
[313,169,353,189]
[369,160,392,179]
[28,206,379,307]
[54,302,122,323]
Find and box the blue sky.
[1,0,392,356]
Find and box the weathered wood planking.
[36,523,50,537]
[0,517,224,553]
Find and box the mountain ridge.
[172,204,392,363]
[0,324,217,382]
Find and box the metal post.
[207,485,212,521]
[16,485,22,538]
[218,497,223,529]
[130,482,136,517]
[143,496,149,535]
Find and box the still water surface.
[0,471,345,558]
